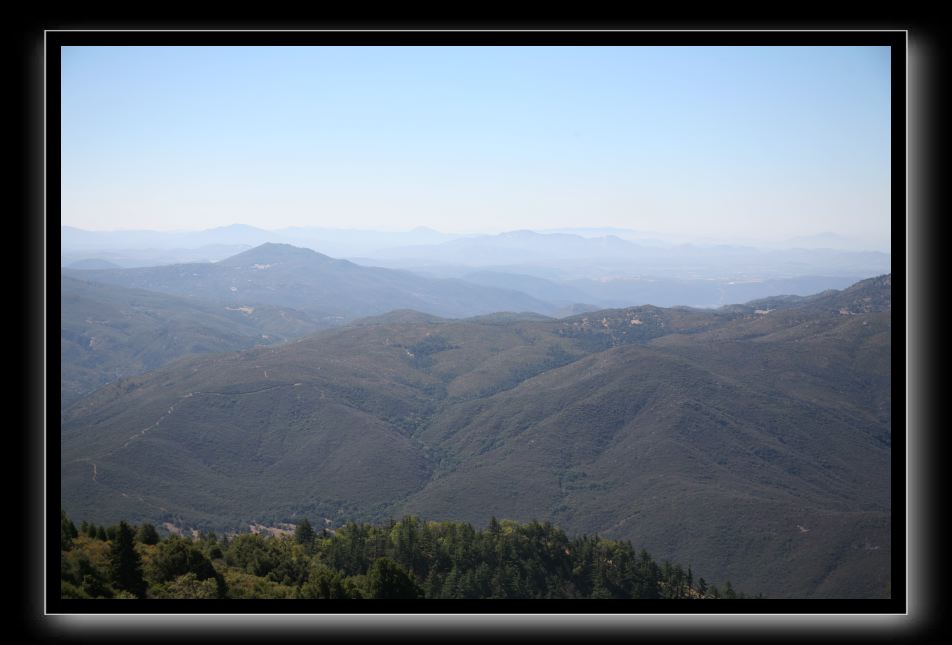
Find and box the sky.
[60,45,892,249]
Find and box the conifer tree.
[366,557,422,599]
[294,518,316,546]
[136,522,160,545]
[61,509,78,550]
[723,581,737,599]
[109,520,146,598]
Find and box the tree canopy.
[60,511,754,600]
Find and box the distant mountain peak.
[206,223,270,233]
[218,242,332,266]
[500,229,542,238]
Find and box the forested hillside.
[60,510,752,600]
[61,275,891,598]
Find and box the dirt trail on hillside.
[121,384,296,449]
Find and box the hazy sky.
[61,45,892,248]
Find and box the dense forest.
[60,509,753,600]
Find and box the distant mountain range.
[61,274,891,599]
[60,244,572,407]
[61,224,461,264]
[60,241,888,410]
[367,229,890,279]
[62,225,890,310]
[62,224,890,276]
[62,243,563,323]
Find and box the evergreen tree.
[723,581,737,599]
[151,535,225,597]
[108,521,146,598]
[698,577,708,597]
[294,518,316,547]
[136,523,160,545]
[423,567,443,599]
[590,569,613,599]
[366,557,422,599]
[61,509,78,550]
[441,564,461,599]
[151,536,216,582]
[81,573,112,598]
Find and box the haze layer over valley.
[63,224,890,309]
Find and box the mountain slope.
[64,243,561,322]
[400,315,890,598]
[60,276,891,598]
[61,275,324,410]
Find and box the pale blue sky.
[60,45,892,248]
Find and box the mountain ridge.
[62,242,565,322]
[61,274,892,598]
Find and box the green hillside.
[61,275,891,598]
[61,275,325,410]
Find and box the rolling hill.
[61,275,324,410]
[60,275,892,598]
[62,243,562,322]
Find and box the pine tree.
[61,509,78,550]
[294,518,316,548]
[366,557,422,599]
[136,523,160,545]
[109,520,146,598]
[723,581,737,599]
[442,565,461,599]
